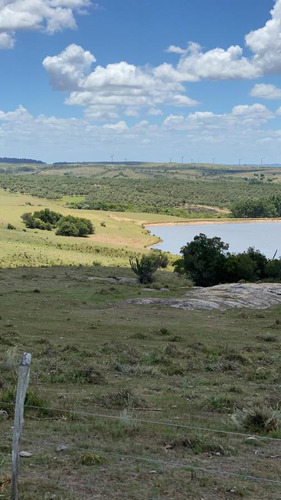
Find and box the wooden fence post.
[11,352,32,500]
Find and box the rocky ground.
[128,282,281,310]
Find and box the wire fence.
[1,400,281,443]
[2,428,281,488]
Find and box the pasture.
[0,189,186,267]
[0,265,281,498]
[0,163,281,498]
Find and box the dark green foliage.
[55,215,94,237]
[231,195,281,218]
[179,233,229,286]
[21,208,61,230]
[173,258,185,274]
[264,259,281,279]
[7,223,16,230]
[21,208,94,237]
[33,208,61,225]
[177,235,281,286]
[129,252,167,283]
[224,248,267,282]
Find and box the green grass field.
[0,266,281,499]
[0,189,191,267]
[1,164,281,498]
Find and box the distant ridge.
[52,161,144,165]
[0,157,45,164]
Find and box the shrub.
[21,209,94,238]
[56,215,94,237]
[21,208,61,230]
[129,252,165,283]
[7,223,16,230]
[97,389,148,409]
[231,406,281,433]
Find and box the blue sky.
[0,0,281,164]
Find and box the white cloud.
[165,45,187,55]
[147,108,162,116]
[250,83,281,99]
[43,45,199,119]
[167,0,281,81]
[40,2,281,122]
[163,104,274,136]
[0,0,91,47]
[0,104,280,163]
[177,43,258,80]
[102,121,128,133]
[43,44,96,91]
[0,30,14,48]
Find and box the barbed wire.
[1,432,281,487]
[28,374,281,390]
[1,400,281,442]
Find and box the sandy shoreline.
[145,217,281,228]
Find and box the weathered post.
[11,352,32,500]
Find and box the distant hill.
[52,161,144,166]
[0,157,45,164]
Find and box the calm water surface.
[147,221,281,258]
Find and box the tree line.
[231,195,281,218]
[173,233,281,286]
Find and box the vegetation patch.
[231,406,281,433]
[21,208,94,237]
[97,389,149,409]
[166,434,235,456]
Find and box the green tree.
[179,233,229,286]
[56,215,94,237]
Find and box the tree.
[21,209,61,230]
[179,233,229,286]
[224,252,259,282]
[129,252,166,284]
[21,209,95,237]
[55,215,94,237]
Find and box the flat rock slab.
[128,283,281,311]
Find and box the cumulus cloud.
[163,104,275,137]
[250,83,281,99]
[43,45,199,119]
[165,45,187,55]
[39,2,281,121]
[43,44,96,91]
[164,0,281,81]
[0,0,91,47]
[177,43,258,80]
[0,30,14,48]
[0,104,280,163]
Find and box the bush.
[21,209,95,237]
[7,223,16,230]
[175,234,281,286]
[56,215,94,237]
[129,252,165,283]
[21,208,61,230]
[231,406,281,433]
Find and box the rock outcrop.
[128,283,281,310]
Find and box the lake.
[147,221,281,258]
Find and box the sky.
[0,0,281,164]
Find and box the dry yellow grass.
[0,189,189,267]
